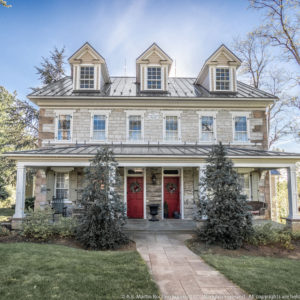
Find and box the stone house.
[5,42,300,229]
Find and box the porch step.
[123,219,197,233]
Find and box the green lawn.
[0,243,159,300]
[0,207,14,222]
[188,242,300,297]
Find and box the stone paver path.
[131,233,249,300]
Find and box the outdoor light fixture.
[151,173,157,185]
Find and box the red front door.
[164,177,180,218]
[127,177,144,219]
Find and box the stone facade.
[39,108,267,150]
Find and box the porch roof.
[5,144,300,160]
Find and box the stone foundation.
[285,218,300,231]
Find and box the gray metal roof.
[5,144,300,158]
[28,76,275,99]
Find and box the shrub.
[197,143,253,250]
[22,209,77,241]
[25,197,35,210]
[0,226,11,237]
[246,223,294,250]
[76,148,128,250]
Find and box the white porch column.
[198,164,207,219]
[13,163,26,219]
[287,164,300,220]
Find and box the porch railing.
[51,197,69,217]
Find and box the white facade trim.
[162,111,182,143]
[230,111,251,144]
[197,111,217,143]
[89,110,111,142]
[13,163,26,219]
[54,110,75,142]
[125,110,145,142]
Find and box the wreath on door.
[166,182,177,194]
[130,182,142,193]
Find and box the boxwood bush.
[22,209,77,241]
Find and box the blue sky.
[0,0,298,150]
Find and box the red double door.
[164,177,180,218]
[127,177,144,219]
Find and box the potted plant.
[164,201,169,219]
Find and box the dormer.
[136,43,173,92]
[68,42,110,91]
[195,44,241,93]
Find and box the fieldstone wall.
[183,168,198,219]
[146,167,162,219]
[38,108,268,149]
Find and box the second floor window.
[165,116,178,141]
[234,116,248,142]
[200,116,214,141]
[80,66,94,89]
[93,115,106,141]
[216,68,230,91]
[129,115,142,141]
[58,115,71,141]
[147,67,161,89]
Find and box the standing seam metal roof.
[28,76,276,99]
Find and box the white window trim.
[197,111,217,144]
[214,66,233,92]
[162,111,182,143]
[231,111,251,144]
[54,110,75,143]
[77,64,96,90]
[145,64,164,91]
[125,110,145,143]
[89,110,111,142]
[54,172,71,204]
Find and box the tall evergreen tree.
[198,143,253,249]
[76,148,128,250]
[35,47,66,85]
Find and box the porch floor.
[124,219,197,233]
[123,218,283,233]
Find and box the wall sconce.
[151,173,157,185]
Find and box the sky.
[0,0,298,151]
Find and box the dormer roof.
[136,43,173,83]
[68,42,110,83]
[195,44,241,85]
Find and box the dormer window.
[80,66,94,89]
[216,68,230,91]
[147,67,161,89]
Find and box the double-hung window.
[216,68,230,91]
[147,67,161,89]
[55,173,69,201]
[239,173,250,200]
[57,115,71,141]
[234,116,248,142]
[165,116,179,141]
[128,115,142,141]
[93,115,106,141]
[80,66,94,89]
[200,116,214,142]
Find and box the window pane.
[80,66,94,89]
[239,174,250,200]
[216,68,230,91]
[93,115,106,141]
[58,115,71,140]
[147,67,162,89]
[235,116,248,141]
[56,173,69,200]
[129,115,142,140]
[165,116,178,141]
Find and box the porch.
[5,144,300,230]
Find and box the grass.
[188,241,300,297]
[0,207,14,222]
[0,243,159,300]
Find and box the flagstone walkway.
[131,233,249,300]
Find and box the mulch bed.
[0,233,136,251]
[187,236,300,259]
